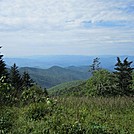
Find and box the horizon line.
[4,54,134,59]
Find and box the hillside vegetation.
[1,97,134,133]
[48,80,85,96]
[19,66,90,88]
[1,47,134,133]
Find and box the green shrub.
[88,122,107,134]
[0,76,15,106]
[20,85,47,105]
[0,108,14,134]
[59,122,86,134]
[86,69,117,96]
[2,97,134,134]
[24,102,53,121]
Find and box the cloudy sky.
[0,0,134,57]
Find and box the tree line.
[0,47,48,106]
[0,47,134,106]
[50,57,134,97]
[88,57,134,96]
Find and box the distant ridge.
[19,66,90,88]
[5,55,134,70]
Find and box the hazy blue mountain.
[19,66,91,88]
[5,55,134,71]
[66,66,89,72]
[4,55,91,68]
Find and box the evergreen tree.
[89,57,101,74]
[0,46,8,78]
[43,87,49,97]
[114,57,134,95]
[22,71,34,89]
[9,63,23,97]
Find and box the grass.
[1,96,134,134]
[48,80,86,96]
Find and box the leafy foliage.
[20,85,48,105]
[50,58,134,97]
[50,69,118,97]
[0,107,15,134]
[0,49,134,133]
[0,76,14,106]
[86,69,117,96]
[24,102,53,121]
[1,97,134,134]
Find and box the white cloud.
[0,0,134,30]
[0,0,134,56]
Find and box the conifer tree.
[22,71,34,89]
[114,57,134,95]
[9,63,23,96]
[89,57,101,74]
[0,46,8,78]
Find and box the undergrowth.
[0,97,134,134]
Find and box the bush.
[2,97,134,134]
[86,69,117,96]
[20,85,47,105]
[0,108,15,134]
[88,122,107,134]
[0,76,15,106]
[24,102,53,121]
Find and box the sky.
[0,0,134,57]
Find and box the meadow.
[1,96,134,134]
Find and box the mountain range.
[5,55,134,70]
[19,66,90,88]
[5,55,134,88]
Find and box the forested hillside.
[48,80,85,95]
[19,66,90,88]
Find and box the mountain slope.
[48,80,87,97]
[48,80,85,95]
[19,66,90,88]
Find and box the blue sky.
[0,0,134,57]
